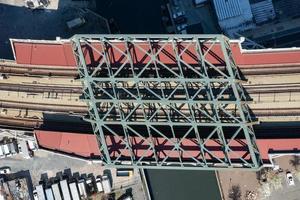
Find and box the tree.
[245,190,258,200]
[228,185,242,200]
[289,155,300,170]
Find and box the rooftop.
[35,130,101,158]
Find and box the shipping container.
[51,183,62,200]
[45,188,54,200]
[59,180,71,200]
[35,185,46,200]
[69,182,80,200]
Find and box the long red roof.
[11,39,300,67]
[34,130,300,163]
[35,130,101,158]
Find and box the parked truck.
[0,145,4,158]
[8,142,17,155]
[51,183,62,200]
[95,176,103,193]
[2,144,11,157]
[45,188,54,200]
[35,185,46,200]
[69,182,80,200]
[77,179,88,199]
[59,180,71,200]
[102,175,112,194]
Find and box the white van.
[27,140,37,151]
[95,176,103,193]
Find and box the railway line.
[0,81,299,94]
[0,59,300,130]
[2,61,300,77]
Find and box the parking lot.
[269,172,300,200]
[0,150,146,200]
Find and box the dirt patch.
[217,170,260,200]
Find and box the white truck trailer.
[102,175,112,194]
[45,188,54,200]
[77,179,88,199]
[2,144,11,157]
[69,182,80,200]
[95,176,103,193]
[51,183,62,200]
[59,180,71,200]
[35,185,46,200]
[0,145,4,158]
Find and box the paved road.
[269,173,300,200]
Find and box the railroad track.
[0,82,300,94]
[0,108,300,129]
[0,100,87,113]
[0,62,299,129]
[2,62,300,77]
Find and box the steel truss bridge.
[71,34,262,170]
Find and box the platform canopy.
[71,34,262,170]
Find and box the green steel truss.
[71,34,262,170]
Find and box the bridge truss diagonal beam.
[71,34,262,170]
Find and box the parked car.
[174,16,187,24]
[176,23,188,31]
[66,17,86,29]
[286,172,295,186]
[172,11,185,19]
[0,167,11,174]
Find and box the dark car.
[174,16,187,25]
